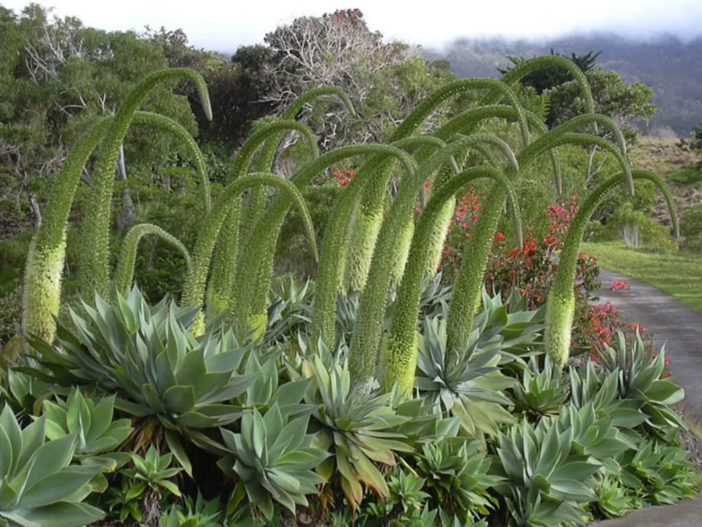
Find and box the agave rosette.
[0,405,105,526]
[217,403,328,521]
[302,356,412,509]
[415,316,515,437]
[26,288,256,432]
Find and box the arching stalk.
[497,55,595,117]
[131,111,211,213]
[22,118,111,343]
[347,134,518,389]
[342,139,451,295]
[113,223,192,295]
[181,173,316,336]
[311,148,418,349]
[414,106,546,281]
[545,170,678,367]
[206,120,318,316]
[381,166,522,395]
[78,68,211,299]
[446,125,632,351]
[236,144,416,340]
[343,78,528,295]
[242,87,354,242]
[435,105,558,191]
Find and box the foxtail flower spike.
[545,169,677,367]
[113,223,192,295]
[22,117,111,343]
[382,166,521,395]
[79,68,211,299]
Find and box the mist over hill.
[424,33,702,136]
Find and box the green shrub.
[681,203,702,239]
[606,202,678,252]
[666,167,702,184]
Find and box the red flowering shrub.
[439,192,599,310]
[440,189,482,272]
[573,301,672,377]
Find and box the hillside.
[425,33,702,136]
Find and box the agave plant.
[618,438,695,506]
[302,356,412,510]
[0,405,105,526]
[159,493,223,527]
[42,388,133,471]
[25,288,256,472]
[495,417,600,526]
[263,276,314,345]
[114,446,184,526]
[0,365,48,418]
[511,356,570,418]
[414,437,501,522]
[217,403,328,521]
[414,316,515,438]
[599,331,686,436]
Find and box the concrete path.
[591,267,702,526]
[593,268,702,425]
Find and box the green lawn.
[581,242,702,312]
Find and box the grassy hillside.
[583,242,702,311]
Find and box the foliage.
[685,122,702,154]
[495,416,600,526]
[218,404,327,521]
[0,404,105,526]
[414,438,500,522]
[0,4,200,240]
[572,300,658,360]
[302,355,412,511]
[603,201,678,251]
[262,9,455,147]
[42,388,132,470]
[498,49,600,127]
[25,288,256,472]
[510,356,571,418]
[414,315,516,438]
[681,203,702,246]
[3,35,696,527]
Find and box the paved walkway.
[591,267,702,526]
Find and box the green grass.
[666,167,702,184]
[582,242,702,312]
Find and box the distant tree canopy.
[0,4,199,237]
[499,49,655,140]
[0,5,459,240]
[258,8,457,148]
[499,49,601,95]
[689,123,702,153]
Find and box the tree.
[500,49,654,140]
[548,69,655,143]
[688,123,702,153]
[261,9,456,148]
[0,5,200,240]
[500,49,601,94]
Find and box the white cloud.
[3,0,701,51]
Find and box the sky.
[3,0,702,52]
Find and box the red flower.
[493,232,505,242]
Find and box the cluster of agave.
[10,55,686,524]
